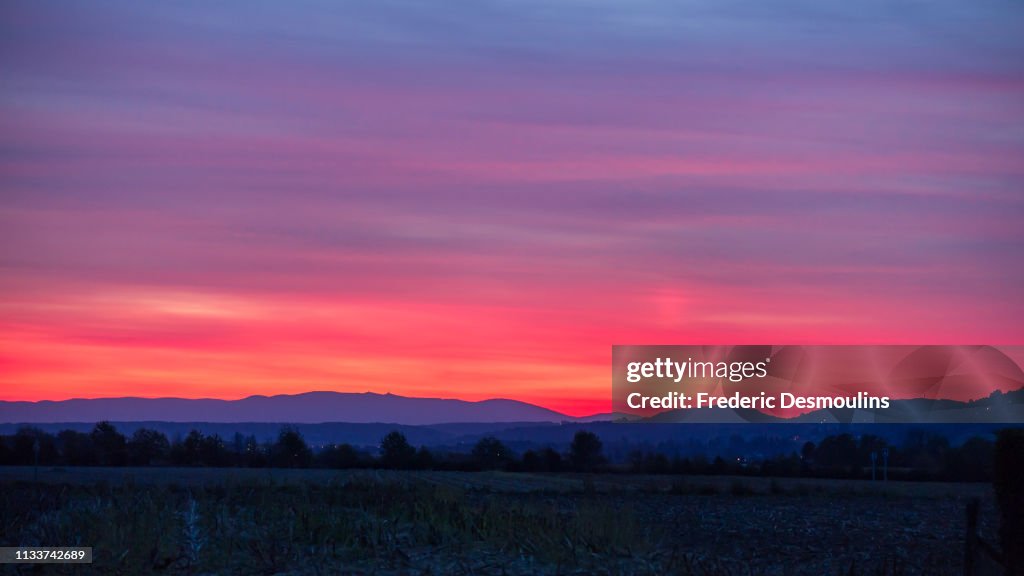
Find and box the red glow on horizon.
[2,287,1023,417]
[2,2,1023,416]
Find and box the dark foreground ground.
[0,467,1001,575]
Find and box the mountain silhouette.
[4,388,1019,426]
[0,391,574,425]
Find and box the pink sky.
[2,1,1023,415]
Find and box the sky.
[1,1,1023,416]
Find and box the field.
[0,466,1000,575]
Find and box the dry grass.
[0,467,997,575]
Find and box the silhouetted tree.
[90,422,127,466]
[471,436,511,470]
[521,447,563,472]
[11,427,58,465]
[760,452,802,477]
[994,429,1024,574]
[127,428,170,466]
[273,427,312,468]
[902,429,950,475]
[174,430,202,466]
[569,430,604,472]
[945,436,994,482]
[230,432,246,457]
[857,434,887,462]
[800,441,815,460]
[414,446,435,470]
[712,455,727,474]
[380,431,415,469]
[629,450,670,474]
[0,435,10,465]
[57,430,95,466]
[240,434,267,467]
[201,433,231,467]
[318,443,364,468]
[814,433,858,473]
[521,450,540,471]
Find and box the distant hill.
[3,388,1019,428]
[572,412,638,423]
[0,391,574,425]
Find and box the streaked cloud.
[2,0,1022,414]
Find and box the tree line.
[0,422,1010,481]
[0,423,607,472]
[629,429,998,482]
